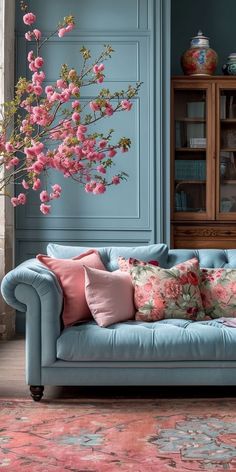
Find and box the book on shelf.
[175,160,206,180]
[186,123,205,147]
[187,101,205,118]
[220,95,226,119]
[175,191,187,211]
[189,137,206,148]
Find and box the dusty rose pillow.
[128,257,205,322]
[36,250,106,327]
[200,268,236,318]
[84,266,135,327]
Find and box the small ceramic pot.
[222,53,236,75]
[181,31,218,76]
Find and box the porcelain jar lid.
[227,53,236,61]
[190,30,209,48]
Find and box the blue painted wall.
[171,0,236,75]
[15,0,170,330]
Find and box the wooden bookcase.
[171,76,236,249]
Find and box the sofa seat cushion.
[56,319,236,362]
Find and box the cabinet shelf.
[176,118,206,122]
[175,147,206,152]
[221,148,236,152]
[175,180,205,186]
[221,119,236,123]
[221,180,236,184]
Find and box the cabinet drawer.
[172,225,236,249]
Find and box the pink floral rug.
[1,397,236,471]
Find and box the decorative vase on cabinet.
[171,76,236,249]
[181,31,218,76]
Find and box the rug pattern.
[0,398,236,471]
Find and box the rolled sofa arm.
[1,259,63,383]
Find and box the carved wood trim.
[174,225,236,239]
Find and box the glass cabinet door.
[172,83,213,220]
[218,86,236,217]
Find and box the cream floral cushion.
[126,257,205,322]
[200,268,236,318]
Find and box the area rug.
[1,398,236,471]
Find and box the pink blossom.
[93,183,106,194]
[93,63,104,74]
[71,86,79,95]
[108,148,117,158]
[32,71,45,85]
[11,197,19,207]
[17,193,27,205]
[40,190,50,202]
[27,84,34,93]
[23,12,36,25]
[11,157,19,166]
[58,27,66,38]
[97,165,106,174]
[60,90,71,103]
[5,142,14,152]
[72,100,80,109]
[65,23,75,33]
[51,184,61,193]
[33,85,43,96]
[57,79,67,89]
[98,139,107,149]
[27,50,34,62]
[40,203,51,214]
[25,31,33,41]
[34,57,44,69]
[72,112,80,122]
[45,85,54,94]
[85,181,96,193]
[33,29,42,40]
[112,175,120,185]
[89,101,100,112]
[33,178,41,190]
[31,161,44,173]
[49,91,61,103]
[121,99,132,111]
[121,146,128,153]
[68,69,76,79]
[97,75,104,84]
[105,103,114,116]
[77,125,87,134]
[22,179,30,190]
[29,61,37,72]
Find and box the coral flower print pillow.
[200,268,236,318]
[128,257,205,322]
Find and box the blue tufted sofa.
[2,243,236,401]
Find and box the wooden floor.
[1,336,236,401]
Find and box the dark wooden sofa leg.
[30,386,44,402]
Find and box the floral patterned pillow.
[200,268,236,318]
[118,257,159,272]
[127,257,205,322]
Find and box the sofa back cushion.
[84,267,135,327]
[47,243,168,271]
[37,250,106,327]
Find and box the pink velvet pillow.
[36,250,106,327]
[84,266,135,327]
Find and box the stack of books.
[175,191,187,211]
[175,160,206,180]
[189,137,206,148]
